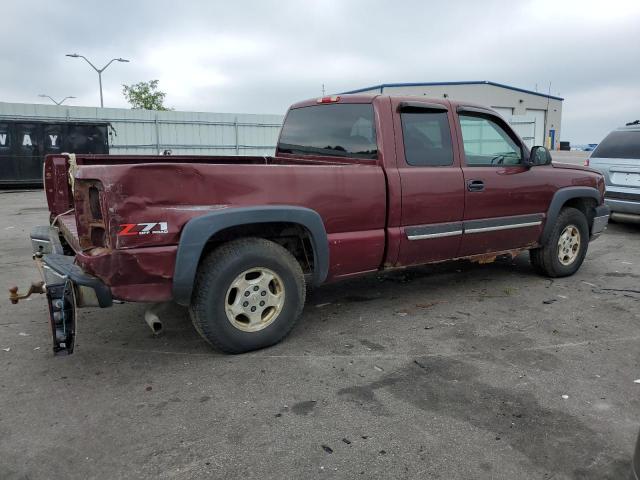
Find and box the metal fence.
[0,102,285,157]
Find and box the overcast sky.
[2,0,639,144]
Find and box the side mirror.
[527,146,553,167]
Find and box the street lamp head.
[65,53,128,107]
[37,94,47,97]
[68,96,77,99]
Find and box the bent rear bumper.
[32,225,176,303]
[29,226,114,355]
[41,254,113,308]
[31,226,113,308]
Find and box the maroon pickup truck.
[14,94,610,355]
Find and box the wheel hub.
[557,225,581,266]
[225,268,285,332]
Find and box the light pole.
[38,94,76,106]
[65,53,129,107]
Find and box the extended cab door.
[454,107,550,256]
[393,99,466,266]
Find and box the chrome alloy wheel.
[557,225,581,266]
[224,268,285,332]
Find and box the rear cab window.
[591,130,640,159]
[400,109,453,166]
[278,103,377,159]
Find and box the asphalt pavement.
[0,190,638,480]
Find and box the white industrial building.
[342,81,563,149]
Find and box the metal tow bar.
[9,282,45,304]
[9,253,77,356]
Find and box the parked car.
[12,94,609,355]
[588,124,640,223]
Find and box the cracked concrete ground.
[0,190,638,479]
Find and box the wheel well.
[562,197,597,232]
[203,222,315,275]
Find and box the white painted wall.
[491,107,514,119]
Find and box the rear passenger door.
[394,100,466,266]
[455,108,549,256]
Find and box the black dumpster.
[0,121,109,186]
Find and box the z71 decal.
[118,222,168,236]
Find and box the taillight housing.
[74,180,109,250]
[88,186,103,220]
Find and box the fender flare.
[541,186,601,244]
[172,206,329,305]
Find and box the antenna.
[545,81,551,147]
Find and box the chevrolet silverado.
[11,94,610,355]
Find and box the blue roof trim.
[341,80,564,101]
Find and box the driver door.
[455,108,552,257]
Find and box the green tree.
[122,80,172,110]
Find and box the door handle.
[467,180,485,192]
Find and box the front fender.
[541,187,601,244]
[172,206,329,305]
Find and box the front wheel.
[190,238,306,353]
[530,207,589,277]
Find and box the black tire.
[190,238,305,353]
[530,207,589,277]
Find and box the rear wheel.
[190,238,305,353]
[530,207,589,277]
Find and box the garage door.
[492,107,513,120]
[525,109,546,147]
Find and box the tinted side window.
[401,111,453,166]
[278,104,377,159]
[592,130,640,159]
[459,114,522,166]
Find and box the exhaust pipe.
[144,306,163,335]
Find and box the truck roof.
[289,94,494,113]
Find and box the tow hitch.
[9,281,45,304]
[10,250,79,355]
[15,227,113,356]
